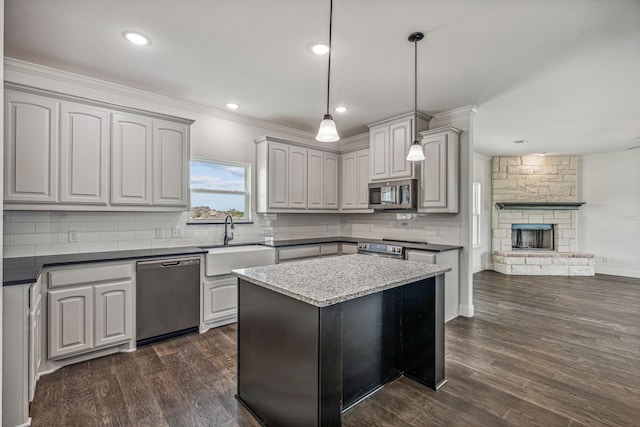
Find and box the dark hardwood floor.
[30,271,640,426]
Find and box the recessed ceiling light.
[226,103,240,110]
[123,32,150,46]
[334,106,348,113]
[513,139,528,144]
[310,42,330,55]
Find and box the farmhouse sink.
[205,245,276,276]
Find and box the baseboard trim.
[459,304,475,318]
[594,267,640,279]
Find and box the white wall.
[579,150,640,278]
[472,153,492,272]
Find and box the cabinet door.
[203,278,237,324]
[420,130,462,213]
[268,142,289,208]
[388,118,413,179]
[340,152,356,209]
[28,296,41,403]
[48,286,93,359]
[369,126,389,181]
[356,150,370,209]
[307,149,324,209]
[60,102,109,204]
[111,113,153,205]
[4,90,59,203]
[288,146,308,208]
[94,280,133,348]
[324,152,339,210]
[153,119,189,206]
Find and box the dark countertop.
[3,246,207,286]
[263,236,462,253]
[3,237,461,287]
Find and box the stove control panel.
[357,242,404,255]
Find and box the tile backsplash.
[3,210,463,257]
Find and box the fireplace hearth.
[511,224,554,250]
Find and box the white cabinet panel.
[356,150,370,209]
[111,113,153,205]
[324,152,339,209]
[28,278,42,403]
[268,142,289,208]
[368,113,429,181]
[203,277,238,324]
[419,127,461,213]
[2,283,30,427]
[389,119,412,178]
[153,119,189,206]
[340,149,371,210]
[369,127,388,181]
[341,152,357,209]
[48,286,93,359]
[308,149,324,209]
[60,102,109,204]
[94,281,133,348]
[289,146,308,208]
[4,90,59,202]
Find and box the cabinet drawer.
[340,243,358,255]
[404,250,436,264]
[277,245,321,262]
[49,263,133,288]
[320,243,339,256]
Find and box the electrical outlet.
[602,257,608,263]
[172,228,183,238]
[68,230,78,242]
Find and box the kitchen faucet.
[224,214,235,246]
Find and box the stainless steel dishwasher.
[136,257,200,345]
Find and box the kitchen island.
[232,254,451,427]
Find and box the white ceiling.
[5,0,640,156]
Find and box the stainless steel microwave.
[368,179,417,210]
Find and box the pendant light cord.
[414,36,418,142]
[326,0,333,116]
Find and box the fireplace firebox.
[511,224,554,250]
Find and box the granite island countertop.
[232,254,451,307]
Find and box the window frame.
[187,157,252,224]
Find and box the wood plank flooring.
[30,271,640,426]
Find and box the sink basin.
[206,245,276,276]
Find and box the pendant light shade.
[316,0,340,142]
[407,141,426,161]
[316,114,340,142]
[407,32,425,162]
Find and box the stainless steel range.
[356,242,404,259]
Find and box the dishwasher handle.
[137,257,201,271]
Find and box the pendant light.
[316,0,340,142]
[406,32,425,161]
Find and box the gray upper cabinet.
[255,136,338,213]
[111,113,153,206]
[367,112,430,182]
[4,89,59,203]
[60,102,110,205]
[418,127,461,213]
[340,148,371,211]
[3,86,192,211]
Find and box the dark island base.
[237,276,445,427]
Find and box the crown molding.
[433,105,479,122]
[4,57,316,140]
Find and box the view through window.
[190,158,251,222]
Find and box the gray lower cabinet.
[2,282,32,427]
[47,263,133,360]
[202,275,238,331]
[405,249,460,322]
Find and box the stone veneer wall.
[491,155,594,276]
[492,155,578,253]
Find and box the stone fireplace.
[491,156,594,275]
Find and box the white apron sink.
[205,245,275,276]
